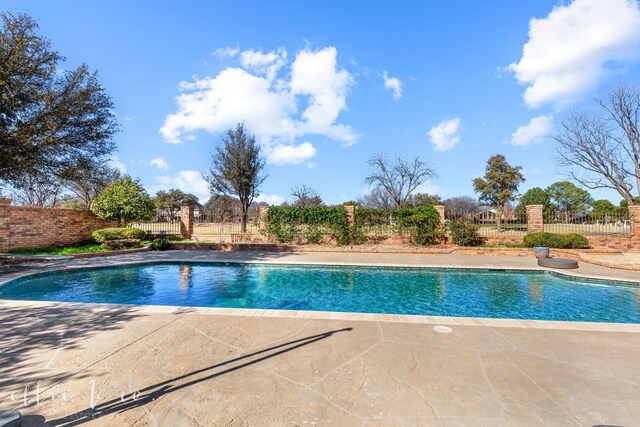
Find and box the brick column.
[434,205,445,226]
[0,198,11,251]
[526,205,544,233]
[629,205,640,239]
[180,205,194,239]
[259,205,269,221]
[344,205,355,227]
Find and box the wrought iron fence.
[353,209,405,239]
[129,219,181,235]
[543,210,630,237]
[192,211,262,242]
[445,209,528,237]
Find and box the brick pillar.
[258,205,270,232]
[259,205,269,221]
[180,205,194,239]
[344,205,355,226]
[526,205,544,233]
[0,198,11,251]
[629,205,640,239]
[434,205,445,226]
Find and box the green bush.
[523,232,590,249]
[393,206,445,246]
[564,233,590,249]
[303,225,322,244]
[449,220,485,246]
[152,238,170,251]
[92,227,146,243]
[99,239,141,250]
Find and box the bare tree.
[357,187,394,211]
[365,154,436,209]
[290,185,324,208]
[443,196,480,217]
[60,161,121,210]
[203,123,267,232]
[11,173,63,207]
[555,84,640,205]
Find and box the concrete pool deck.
[1,250,640,425]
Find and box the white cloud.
[240,47,287,81]
[383,71,403,99]
[153,170,209,199]
[150,157,169,170]
[508,0,640,108]
[212,46,239,59]
[427,118,461,152]
[161,46,356,159]
[290,47,356,145]
[415,182,442,195]
[160,67,297,144]
[255,194,286,206]
[511,115,554,146]
[266,142,316,165]
[108,156,126,174]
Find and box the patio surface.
[1,251,640,426]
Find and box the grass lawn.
[8,242,150,256]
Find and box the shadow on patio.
[42,327,353,426]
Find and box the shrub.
[523,232,590,249]
[99,239,141,250]
[394,206,445,246]
[152,238,170,251]
[449,220,485,246]
[303,225,322,244]
[564,233,591,249]
[92,227,146,243]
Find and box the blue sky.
[5,0,640,205]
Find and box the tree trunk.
[240,204,248,233]
[496,206,502,232]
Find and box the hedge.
[264,206,350,245]
[523,232,590,249]
[92,227,147,243]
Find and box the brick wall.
[0,198,114,251]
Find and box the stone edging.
[1,299,638,332]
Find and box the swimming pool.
[1,262,638,323]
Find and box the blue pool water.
[0,263,638,323]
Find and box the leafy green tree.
[545,181,593,213]
[591,199,616,216]
[516,187,552,215]
[409,193,442,207]
[203,123,267,232]
[0,13,118,185]
[154,189,199,222]
[92,176,155,226]
[473,154,525,232]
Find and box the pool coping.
[1,298,638,332]
[1,254,639,332]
